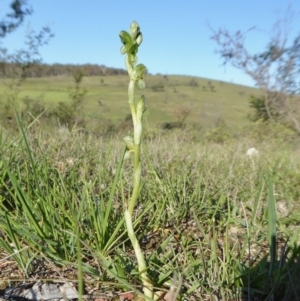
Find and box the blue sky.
[1,0,299,87]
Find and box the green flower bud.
[137,79,145,90]
[136,33,143,46]
[120,45,127,55]
[119,30,132,46]
[124,150,133,160]
[124,135,135,150]
[129,43,138,56]
[133,64,147,80]
[130,21,140,40]
[120,31,136,56]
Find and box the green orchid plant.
[119,21,153,299]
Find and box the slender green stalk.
[119,21,153,299]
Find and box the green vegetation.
[0,66,299,300]
[0,72,261,135]
[0,126,300,300]
[1,18,300,301]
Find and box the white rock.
[246,147,259,156]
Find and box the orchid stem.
[119,21,153,300]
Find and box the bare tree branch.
[210,10,300,133]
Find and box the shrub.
[205,125,233,144]
[243,120,297,144]
[53,70,87,128]
[248,94,281,122]
[151,81,164,92]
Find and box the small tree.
[211,11,300,133]
[0,1,53,127]
[54,70,87,128]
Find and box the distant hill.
[0,62,128,77]
[0,73,260,132]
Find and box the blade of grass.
[267,173,277,277]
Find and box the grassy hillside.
[1,74,300,300]
[0,74,260,131]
